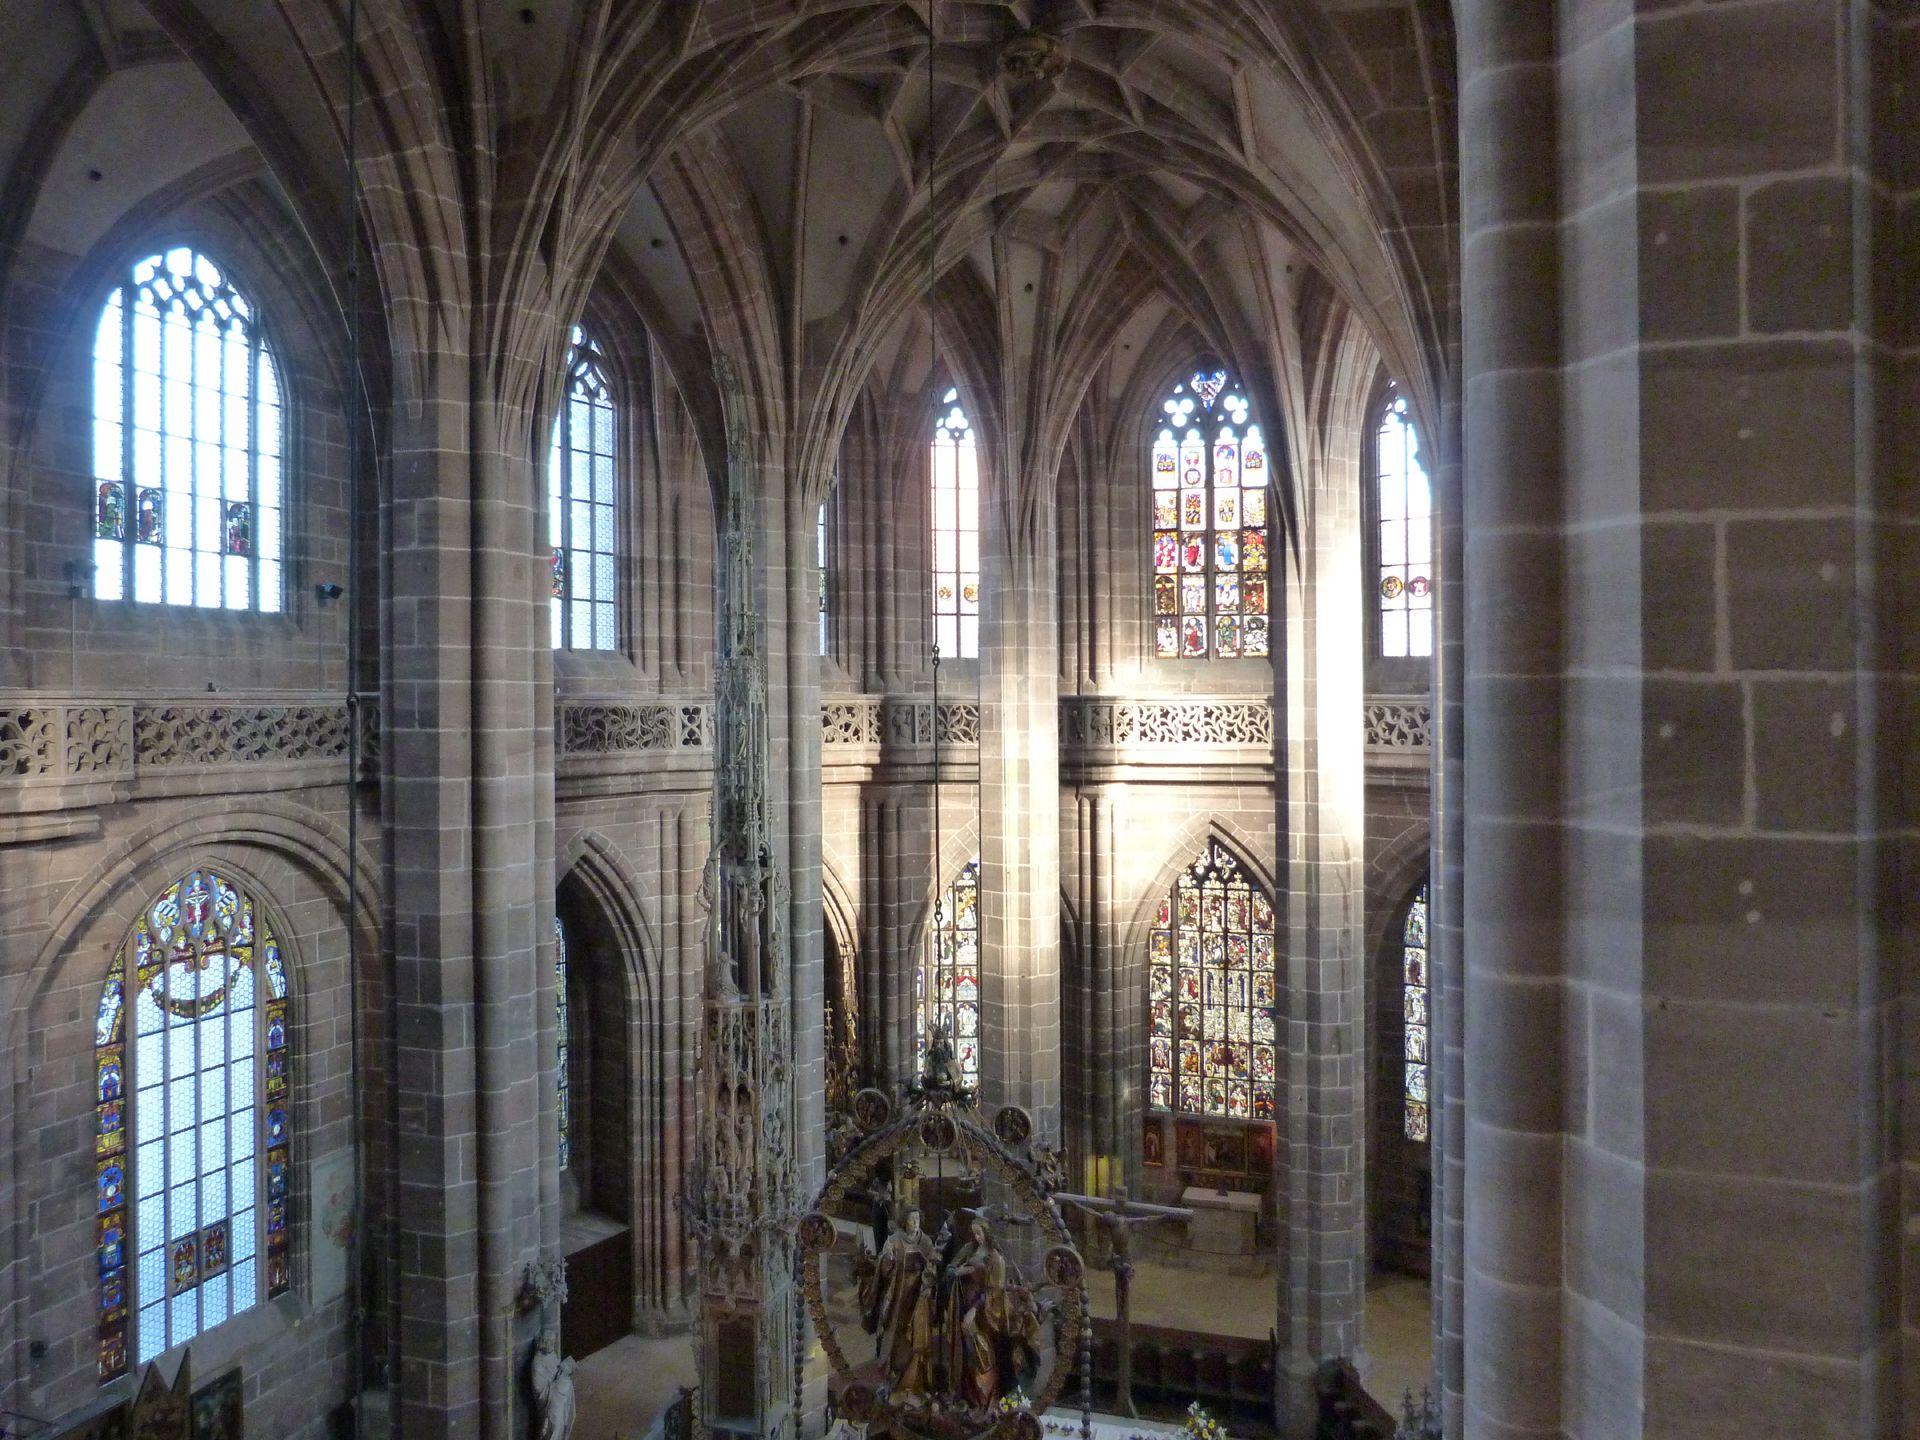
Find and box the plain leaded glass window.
[930,390,979,660]
[1149,369,1272,658]
[94,867,291,1383]
[549,326,620,651]
[92,248,285,611]
[1376,385,1432,659]
[915,858,980,1087]
[818,500,829,658]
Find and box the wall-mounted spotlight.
[316,582,344,602]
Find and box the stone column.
[1273,377,1370,1431]
[978,489,1063,1135]
[1455,2,1907,1433]
[1456,6,1567,1437]
[383,374,548,1439]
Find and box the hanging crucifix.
[1052,1186,1193,1418]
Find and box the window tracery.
[1375,384,1432,659]
[92,248,285,611]
[1403,881,1430,1141]
[931,390,980,660]
[549,326,620,650]
[1151,369,1271,659]
[1147,842,1277,1119]
[916,858,980,1088]
[95,866,290,1381]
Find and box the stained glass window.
[931,390,980,660]
[96,867,290,1382]
[916,858,980,1088]
[1151,369,1271,659]
[554,915,573,1171]
[549,326,619,650]
[1146,842,1277,1119]
[1376,384,1432,659]
[1403,882,1430,1141]
[92,248,285,610]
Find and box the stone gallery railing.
[0,692,716,793]
[0,696,374,782]
[825,694,1431,758]
[1060,697,1273,748]
[1364,697,1432,752]
[558,701,712,755]
[819,697,978,749]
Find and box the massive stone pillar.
[384,375,550,1439]
[1456,6,1568,1437]
[979,488,1062,1134]
[1455,2,1910,1433]
[1273,346,1371,1431]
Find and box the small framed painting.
[190,1369,241,1440]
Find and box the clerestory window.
[930,390,979,660]
[92,248,286,611]
[549,326,621,650]
[1150,369,1271,659]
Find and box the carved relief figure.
[530,1326,577,1440]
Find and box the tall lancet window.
[1376,384,1432,658]
[916,858,980,1087]
[555,915,574,1171]
[1151,368,1271,659]
[817,500,830,657]
[549,325,620,650]
[1147,842,1277,1120]
[95,867,292,1382]
[1402,881,1430,1141]
[931,389,980,659]
[92,247,285,610]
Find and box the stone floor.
[569,1266,1431,1437]
[572,1332,698,1440]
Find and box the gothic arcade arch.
[554,829,683,1336]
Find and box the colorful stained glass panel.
[1403,882,1429,1141]
[1148,370,1274,659]
[1146,843,1277,1123]
[97,866,288,1380]
[917,858,981,1087]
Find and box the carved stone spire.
[688,355,797,1437]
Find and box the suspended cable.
[340,0,371,1428]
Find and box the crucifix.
[1054,1186,1192,1418]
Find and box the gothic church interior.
[0,2,1911,1438]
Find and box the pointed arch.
[94,863,294,1377]
[1139,835,1280,1122]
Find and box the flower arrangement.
[996,1387,1034,1415]
[1184,1401,1229,1440]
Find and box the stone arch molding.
[906,814,983,960]
[819,853,859,970]
[1366,820,1433,975]
[1121,814,1280,975]
[556,827,663,1018]
[16,801,379,1061]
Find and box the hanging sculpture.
[684,354,799,1437]
[798,1040,1088,1440]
